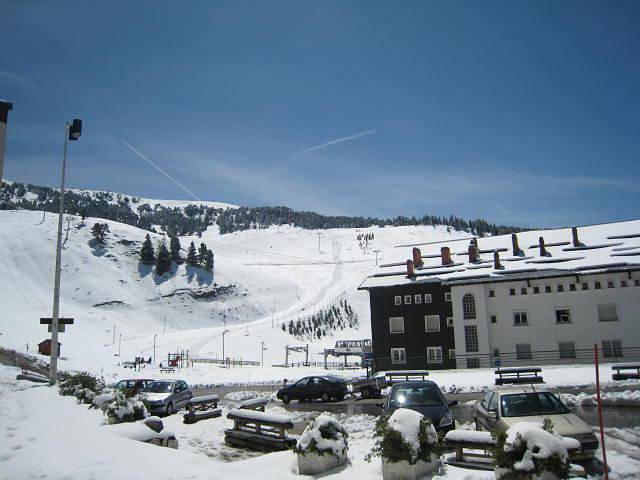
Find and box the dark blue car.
[383,381,457,434]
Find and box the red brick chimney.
[494,251,503,269]
[571,227,583,247]
[468,244,478,263]
[412,247,424,268]
[441,246,452,265]
[539,236,548,257]
[511,233,522,256]
[406,259,415,277]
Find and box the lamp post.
[261,341,267,366]
[222,329,229,367]
[153,334,157,365]
[49,119,82,385]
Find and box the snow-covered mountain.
[0,206,469,376]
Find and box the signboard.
[40,317,74,325]
[334,339,372,355]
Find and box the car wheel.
[281,394,291,404]
[361,388,371,399]
[321,392,330,402]
[165,402,174,416]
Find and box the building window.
[520,287,528,295]
[594,281,602,290]
[464,325,479,352]
[545,285,552,293]
[509,288,516,296]
[598,304,618,322]
[490,315,497,324]
[555,309,571,324]
[581,282,589,290]
[445,292,452,302]
[404,295,412,304]
[394,296,402,306]
[446,317,454,327]
[493,348,500,358]
[533,286,540,294]
[607,280,614,288]
[569,283,576,291]
[414,294,422,304]
[514,311,528,326]
[602,340,623,358]
[424,294,432,303]
[389,317,405,334]
[425,315,441,333]
[516,344,532,360]
[462,294,476,320]
[557,284,564,292]
[488,289,495,298]
[467,358,480,368]
[391,348,406,364]
[621,280,628,288]
[426,346,443,364]
[559,342,576,359]
[448,349,456,360]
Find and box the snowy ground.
[2,365,640,480]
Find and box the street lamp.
[153,334,157,365]
[49,118,82,385]
[261,341,268,367]
[222,329,229,367]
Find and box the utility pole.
[118,333,122,357]
[261,341,266,366]
[163,314,167,334]
[316,232,323,253]
[222,330,229,366]
[153,334,157,364]
[374,249,381,265]
[49,119,82,385]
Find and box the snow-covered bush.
[366,409,440,480]
[493,421,578,480]
[91,389,118,409]
[59,372,105,404]
[295,414,349,475]
[104,391,149,424]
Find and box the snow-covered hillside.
[0,208,468,378]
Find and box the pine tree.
[155,242,172,275]
[91,223,109,245]
[204,249,214,271]
[281,323,286,332]
[169,236,181,262]
[140,234,155,265]
[198,243,208,266]
[186,241,198,266]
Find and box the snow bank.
[225,390,276,402]
[227,408,293,424]
[560,390,640,408]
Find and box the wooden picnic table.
[611,363,640,381]
[183,395,221,424]
[225,409,295,452]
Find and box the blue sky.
[1,1,639,227]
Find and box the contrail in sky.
[120,139,202,201]
[286,128,377,162]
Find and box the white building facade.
[448,268,640,368]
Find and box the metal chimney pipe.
[511,233,521,256]
[539,236,548,257]
[572,227,582,247]
[0,100,13,184]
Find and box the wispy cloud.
[0,72,45,96]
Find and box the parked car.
[383,381,457,434]
[114,378,154,396]
[474,386,598,460]
[140,380,193,415]
[277,376,348,403]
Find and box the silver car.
[140,380,192,416]
[474,386,598,461]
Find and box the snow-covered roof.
[359,220,640,289]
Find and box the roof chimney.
[571,227,583,247]
[406,259,415,277]
[468,243,478,263]
[412,247,424,268]
[511,233,522,256]
[441,246,452,266]
[494,251,503,269]
[539,236,548,257]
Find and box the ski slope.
[0,208,468,379]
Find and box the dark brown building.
[38,339,60,357]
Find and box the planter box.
[297,451,347,475]
[495,467,559,480]
[382,457,438,480]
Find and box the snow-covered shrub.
[366,409,440,480]
[91,389,118,409]
[104,391,149,424]
[59,372,105,404]
[494,421,578,480]
[295,414,349,475]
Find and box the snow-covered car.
[277,376,348,403]
[383,381,457,434]
[474,386,598,460]
[140,380,192,415]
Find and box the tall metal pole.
[153,334,157,364]
[49,123,69,385]
[118,333,122,357]
[594,344,609,480]
[261,341,265,366]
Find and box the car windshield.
[390,384,443,407]
[501,392,570,417]
[143,381,173,393]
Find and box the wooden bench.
[16,365,49,384]
[225,409,295,452]
[444,430,496,471]
[385,370,429,384]
[611,363,640,381]
[239,397,268,411]
[160,367,175,373]
[495,367,544,385]
[183,395,221,424]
